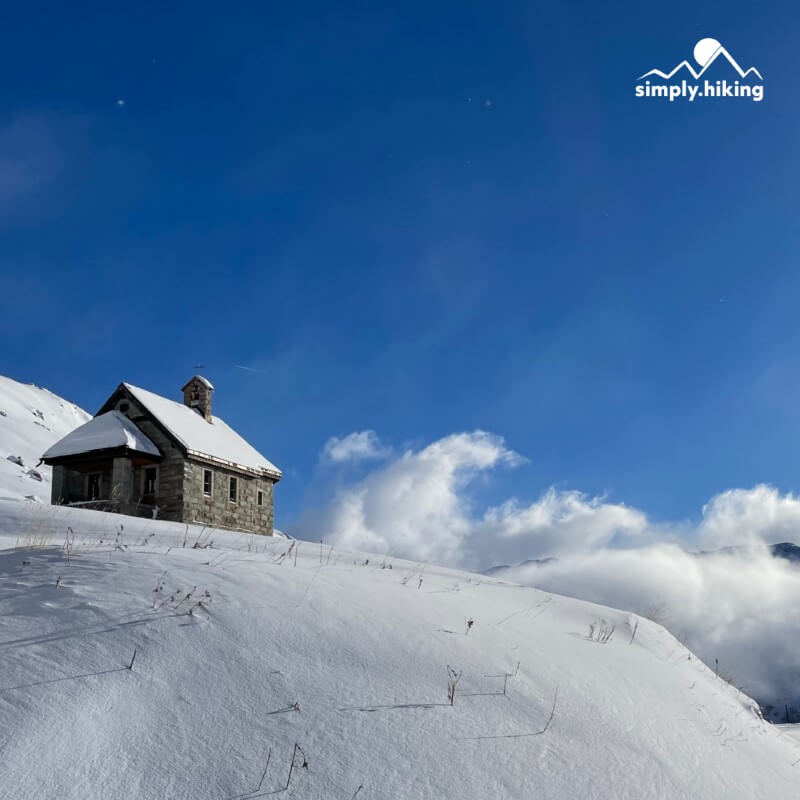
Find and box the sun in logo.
[693,38,723,68]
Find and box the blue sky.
[1,1,798,532]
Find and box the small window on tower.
[257,490,263,506]
[229,476,238,503]
[203,469,213,497]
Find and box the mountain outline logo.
[635,38,763,102]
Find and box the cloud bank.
[293,429,800,713]
[301,431,521,564]
[698,485,800,548]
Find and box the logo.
[635,38,763,102]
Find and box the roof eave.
[42,445,163,466]
[185,450,281,481]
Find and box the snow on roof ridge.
[122,383,281,477]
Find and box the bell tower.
[182,375,214,422]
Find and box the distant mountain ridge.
[484,542,800,575]
[483,556,556,576]
[695,542,800,563]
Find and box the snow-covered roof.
[122,383,281,478]
[43,411,160,460]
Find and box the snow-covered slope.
[0,376,90,502]
[1,500,799,799]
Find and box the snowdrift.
[0,500,798,800]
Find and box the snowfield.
[0,376,90,503]
[1,374,799,798]
[0,500,799,799]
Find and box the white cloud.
[473,488,652,565]
[306,430,651,568]
[698,484,800,548]
[299,431,521,564]
[304,432,800,574]
[321,430,392,464]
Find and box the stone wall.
[112,394,185,521]
[182,460,275,535]
[111,458,133,504]
[108,389,276,534]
